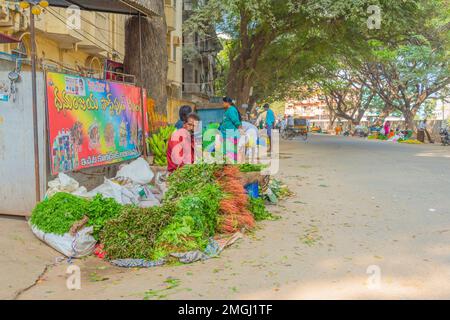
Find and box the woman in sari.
[220,97,242,163]
[384,121,391,138]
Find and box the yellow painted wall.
[167,98,196,124]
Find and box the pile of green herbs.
[248,197,276,221]
[153,183,223,260]
[30,192,122,240]
[34,164,277,261]
[99,204,176,260]
[164,163,221,201]
[154,164,224,260]
[99,164,225,261]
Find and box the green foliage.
[186,0,425,101]
[154,170,224,260]
[85,195,122,240]
[248,197,274,221]
[30,193,87,235]
[100,204,177,260]
[30,193,123,240]
[164,163,221,201]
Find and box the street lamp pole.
[30,7,41,202]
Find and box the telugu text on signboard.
[46,72,144,175]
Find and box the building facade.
[0,1,183,104]
[165,0,183,100]
[285,97,330,121]
[181,0,221,105]
[0,3,126,76]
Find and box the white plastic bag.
[116,157,154,185]
[30,223,96,258]
[46,173,84,198]
[86,178,140,205]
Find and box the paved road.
[3,134,450,299]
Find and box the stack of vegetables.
[147,126,176,166]
[215,166,255,233]
[31,162,280,263]
[100,164,275,261]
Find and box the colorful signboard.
[104,59,125,81]
[46,72,144,175]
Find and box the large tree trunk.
[403,110,417,132]
[226,54,254,107]
[124,3,168,115]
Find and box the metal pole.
[30,9,41,203]
[138,13,148,157]
[138,13,144,85]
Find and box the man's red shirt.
[167,128,195,173]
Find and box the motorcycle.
[440,127,449,146]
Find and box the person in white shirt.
[240,121,259,163]
[418,119,434,143]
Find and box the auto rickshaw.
[294,118,308,141]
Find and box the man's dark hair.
[223,96,234,104]
[263,103,270,109]
[179,105,193,122]
[187,113,200,122]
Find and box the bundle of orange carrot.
[215,166,255,233]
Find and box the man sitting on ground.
[167,113,200,173]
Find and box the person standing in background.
[263,104,275,152]
[384,121,391,137]
[220,97,242,163]
[418,119,434,143]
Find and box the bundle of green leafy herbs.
[164,163,221,202]
[248,197,275,221]
[85,194,123,240]
[153,183,223,260]
[99,204,177,260]
[30,192,88,235]
[97,163,278,261]
[151,164,225,260]
[30,192,123,240]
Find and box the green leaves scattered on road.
[89,272,109,282]
[300,226,323,246]
[144,277,189,300]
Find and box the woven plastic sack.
[30,223,96,258]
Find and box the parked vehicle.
[281,127,296,140]
[294,118,308,141]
